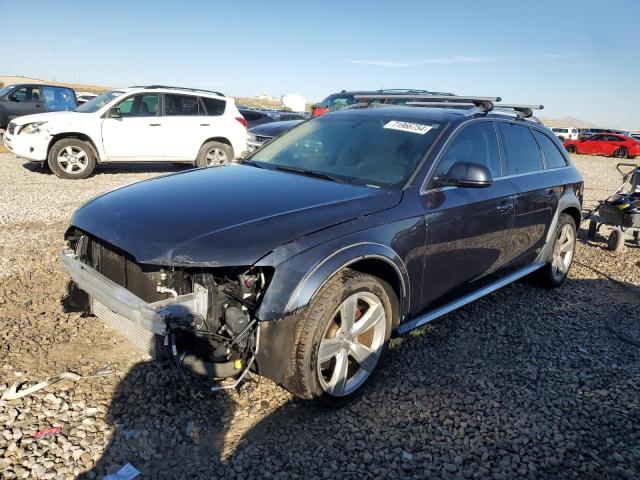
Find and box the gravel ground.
[0,153,639,479]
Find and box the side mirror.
[108,107,122,119]
[436,161,493,188]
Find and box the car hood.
[250,120,304,137]
[11,110,83,126]
[70,164,401,266]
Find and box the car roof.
[325,104,542,126]
[121,86,228,99]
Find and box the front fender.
[256,241,410,321]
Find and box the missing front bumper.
[59,249,208,338]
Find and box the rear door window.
[435,121,501,179]
[497,122,544,175]
[164,94,200,116]
[532,130,567,169]
[201,97,225,116]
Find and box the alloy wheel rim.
[205,147,227,166]
[317,292,386,397]
[617,148,627,158]
[551,223,575,280]
[57,146,88,174]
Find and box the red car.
[564,133,640,159]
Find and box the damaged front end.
[61,230,271,391]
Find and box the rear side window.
[42,86,76,111]
[12,86,40,101]
[435,121,501,179]
[201,97,225,116]
[164,94,200,116]
[532,130,567,169]
[497,123,544,175]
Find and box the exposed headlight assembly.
[20,121,47,135]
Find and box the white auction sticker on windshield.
[383,120,432,135]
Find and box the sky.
[1,0,639,127]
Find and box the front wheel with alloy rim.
[535,213,576,288]
[195,141,234,167]
[48,138,96,179]
[288,270,397,407]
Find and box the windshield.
[0,85,13,97]
[74,90,124,113]
[249,114,442,188]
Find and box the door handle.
[497,203,513,214]
[200,123,210,126]
[149,123,161,127]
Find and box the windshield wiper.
[275,165,345,183]
[241,159,266,168]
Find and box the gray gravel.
[0,153,639,479]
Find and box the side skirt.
[394,263,543,336]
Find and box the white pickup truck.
[3,85,248,179]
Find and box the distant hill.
[0,75,111,94]
[539,116,599,129]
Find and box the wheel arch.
[257,242,410,322]
[201,136,232,148]
[48,133,101,162]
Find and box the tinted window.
[12,86,40,102]
[533,130,567,169]
[605,135,622,141]
[116,94,159,117]
[201,97,225,116]
[251,115,442,188]
[164,94,200,116]
[497,123,544,175]
[320,94,356,110]
[241,111,264,121]
[435,121,501,178]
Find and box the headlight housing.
[19,121,47,135]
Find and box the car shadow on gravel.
[82,277,640,479]
[20,161,192,176]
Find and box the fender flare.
[258,242,410,321]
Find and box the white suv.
[3,86,248,179]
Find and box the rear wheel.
[587,219,598,239]
[288,270,396,407]
[608,228,624,251]
[566,145,577,154]
[615,147,628,159]
[535,213,576,288]
[48,138,96,179]
[195,141,233,167]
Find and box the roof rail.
[354,94,501,112]
[354,94,544,119]
[377,89,455,96]
[493,104,544,119]
[129,85,225,97]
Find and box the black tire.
[608,228,624,251]
[195,141,233,168]
[566,145,577,154]
[47,138,96,179]
[587,219,598,239]
[534,213,577,288]
[286,269,398,407]
[615,147,628,159]
[633,230,640,246]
